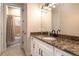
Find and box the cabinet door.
[54,47,63,56]
[31,37,40,56]
[61,50,73,56]
[34,40,41,56]
[39,43,53,56]
[54,47,72,56]
[31,37,54,56]
[31,38,35,56]
[36,39,53,56]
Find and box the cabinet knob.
[39,48,41,55]
[31,37,33,39]
[61,55,64,56]
[24,33,26,34]
[22,31,24,33]
[33,44,35,48]
[22,20,24,22]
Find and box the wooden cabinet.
[31,36,72,56]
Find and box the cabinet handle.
[41,50,43,56]
[31,37,33,39]
[24,32,26,34]
[33,44,35,48]
[39,48,41,55]
[61,55,64,56]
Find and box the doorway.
[6,5,22,47]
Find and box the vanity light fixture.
[48,3,56,8]
[41,5,49,13]
[52,4,56,8]
[41,3,49,10]
[41,3,56,12]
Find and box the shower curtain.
[6,15,15,44]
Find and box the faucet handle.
[52,29,55,34]
[57,29,60,34]
[57,29,60,32]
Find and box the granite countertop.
[31,34,79,56]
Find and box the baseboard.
[21,47,26,56]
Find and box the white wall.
[59,4,79,36]
[26,3,52,32]
[7,7,21,16]
[6,3,24,8]
[26,3,42,55]
[26,3,52,55]
[27,3,41,32]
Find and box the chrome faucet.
[52,30,56,34]
[57,29,60,35]
[52,29,60,37]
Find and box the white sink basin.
[42,37,56,41]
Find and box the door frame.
[1,3,7,53]
[2,3,24,52]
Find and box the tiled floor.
[1,44,25,56]
[7,36,22,46]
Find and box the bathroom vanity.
[30,4,79,56]
[30,33,79,56]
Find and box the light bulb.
[48,3,56,8]
[53,5,55,8]
[44,6,48,10]
[49,3,53,7]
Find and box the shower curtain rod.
[7,15,21,17]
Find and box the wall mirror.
[41,3,79,36]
